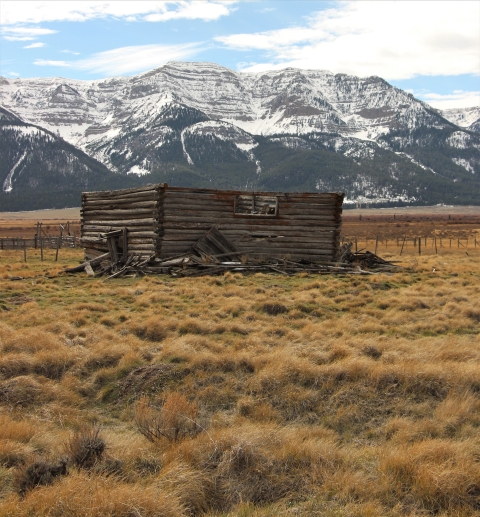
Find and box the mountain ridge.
[1,62,479,211]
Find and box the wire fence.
[341,235,479,255]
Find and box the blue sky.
[1,0,479,109]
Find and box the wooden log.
[159,245,333,256]
[83,184,163,198]
[165,189,340,202]
[82,225,156,233]
[65,252,111,273]
[107,236,119,263]
[82,199,158,208]
[82,212,156,221]
[159,215,337,224]
[81,219,154,226]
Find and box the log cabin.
[81,184,344,262]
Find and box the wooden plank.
[81,219,154,226]
[82,226,156,233]
[165,189,341,201]
[83,210,156,218]
[162,205,339,218]
[82,200,158,209]
[83,184,163,198]
[122,228,128,261]
[160,215,337,224]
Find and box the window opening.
[234,195,278,217]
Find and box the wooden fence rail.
[341,235,478,255]
[0,236,78,250]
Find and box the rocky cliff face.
[1,62,479,209]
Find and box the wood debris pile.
[66,228,400,278]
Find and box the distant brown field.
[0,208,81,239]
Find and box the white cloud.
[0,1,234,25]
[34,60,72,67]
[23,42,45,49]
[216,1,480,80]
[8,71,20,77]
[34,43,201,76]
[418,90,480,110]
[1,26,56,41]
[60,50,80,55]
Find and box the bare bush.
[15,459,67,496]
[65,427,106,469]
[134,392,198,444]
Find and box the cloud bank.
[0,1,234,25]
[217,1,479,80]
[34,43,201,76]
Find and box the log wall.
[81,185,163,260]
[160,187,343,261]
[81,184,344,262]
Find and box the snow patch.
[452,157,475,174]
[127,165,150,176]
[446,131,470,149]
[180,128,194,165]
[3,151,27,193]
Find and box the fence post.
[40,238,44,261]
[23,239,27,262]
[375,235,379,255]
[400,235,406,256]
[55,237,60,261]
[418,237,421,256]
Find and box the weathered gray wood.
[83,184,163,198]
[160,215,337,224]
[107,236,118,263]
[82,226,156,233]
[82,200,158,209]
[65,252,110,272]
[82,219,154,226]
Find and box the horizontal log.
[162,224,341,234]
[163,205,339,218]
[82,230,157,239]
[82,192,159,203]
[82,200,158,209]
[165,189,341,202]
[161,239,335,250]
[158,215,340,230]
[82,210,156,219]
[83,184,162,198]
[161,225,338,235]
[81,219,155,226]
[82,225,156,233]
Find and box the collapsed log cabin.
[81,184,344,263]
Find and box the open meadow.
[0,217,479,516]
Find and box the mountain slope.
[0,106,137,211]
[1,63,479,210]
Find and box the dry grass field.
[0,217,479,516]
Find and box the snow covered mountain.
[1,62,479,209]
[0,106,133,211]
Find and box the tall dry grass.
[0,247,479,516]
